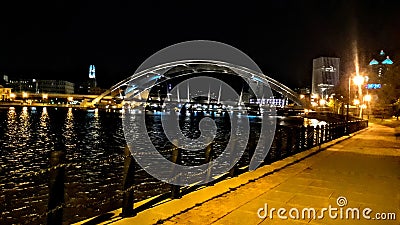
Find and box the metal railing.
[0,119,368,225]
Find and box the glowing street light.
[353,99,360,105]
[364,94,371,102]
[10,93,16,99]
[319,99,326,106]
[42,94,48,99]
[300,94,305,99]
[353,75,364,86]
[22,92,28,98]
[67,97,74,102]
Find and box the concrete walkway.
[77,122,399,225]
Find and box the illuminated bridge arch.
[92,60,305,107]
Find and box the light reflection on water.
[0,106,304,224]
[0,106,128,224]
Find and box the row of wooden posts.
[46,120,368,224]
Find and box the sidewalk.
[77,122,399,225]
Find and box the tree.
[379,63,400,105]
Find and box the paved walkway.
[77,122,399,225]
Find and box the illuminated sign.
[365,83,381,89]
[89,65,96,79]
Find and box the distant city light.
[42,94,48,99]
[353,99,360,105]
[89,65,96,79]
[300,94,305,99]
[22,92,28,98]
[319,99,326,106]
[365,83,381,89]
[382,57,393,65]
[364,95,371,102]
[67,97,74,102]
[10,93,16,98]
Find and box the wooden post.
[47,150,65,225]
[228,137,239,177]
[204,142,213,185]
[170,140,181,199]
[286,127,293,156]
[320,125,325,144]
[316,125,320,149]
[306,125,313,148]
[121,145,136,217]
[300,126,306,151]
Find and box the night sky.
[1,0,399,89]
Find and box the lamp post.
[353,75,364,119]
[364,94,371,119]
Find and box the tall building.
[311,57,340,98]
[368,50,394,82]
[88,65,97,92]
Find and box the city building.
[311,57,340,99]
[88,65,97,93]
[76,65,98,94]
[8,78,38,93]
[368,50,394,82]
[38,80,74,94]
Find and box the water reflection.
[18,107,31,147]
[4,107,18,149]
[63,108,76,150]
[0,107,313,225]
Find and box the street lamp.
[364,94,371,102]
[319,99,326,106]
[364,94,371,119]
[352,75,365,118]
[353,75,364,86]
[346,74,366,134]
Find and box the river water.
[0,106,321,224]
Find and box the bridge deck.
[76,121,399,225]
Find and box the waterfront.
[0,107,253,224]
[0,106,343,224]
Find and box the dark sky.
[0,0,399,88]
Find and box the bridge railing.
[1,119,368,225]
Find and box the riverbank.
[77,122,398,225]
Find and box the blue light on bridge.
[251,76,263,83]
[149,75,162,81]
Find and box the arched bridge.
[92,60,305,107]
